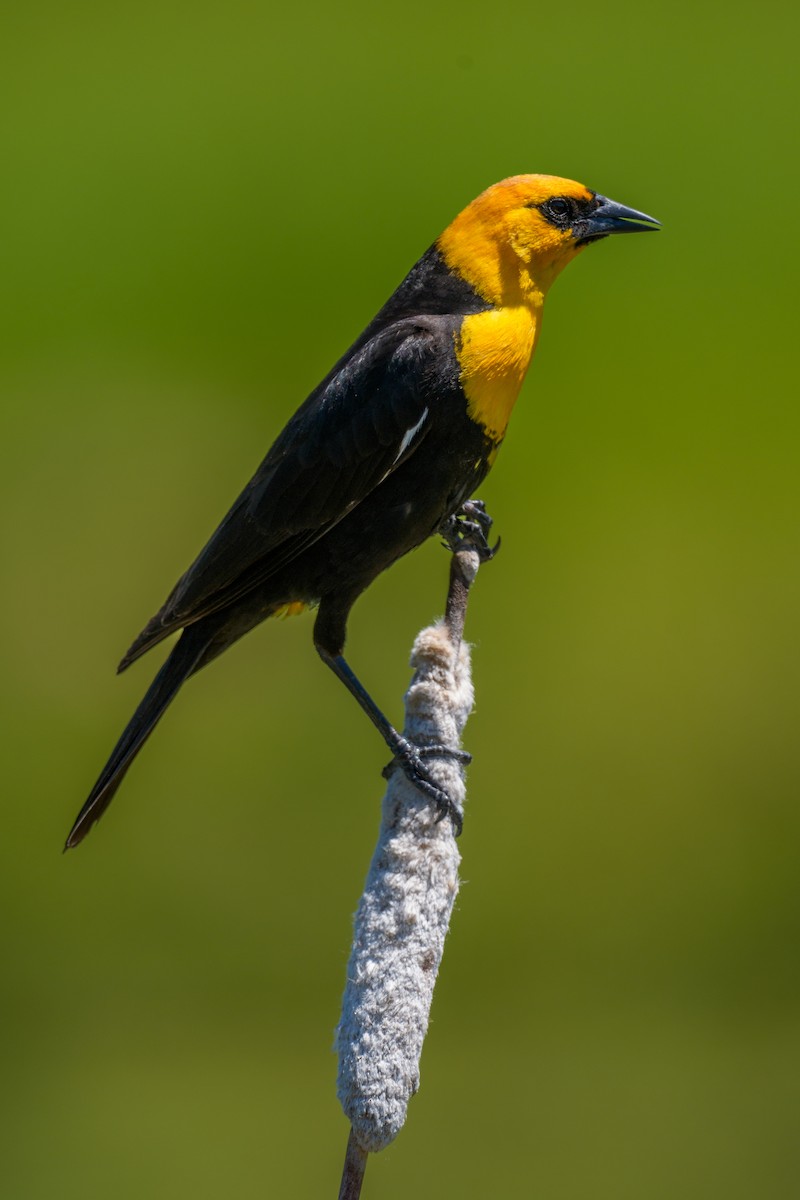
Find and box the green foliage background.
[2,2,798,1195]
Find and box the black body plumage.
[67,250,494,847]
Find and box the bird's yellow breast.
[455,306,540,442]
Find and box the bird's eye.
[548,197,570,217]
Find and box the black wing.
[122,317,449,665]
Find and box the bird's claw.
[461,499,493,532]
[382,737,466,836]
[416,744,472,765]
[439,499,500,563]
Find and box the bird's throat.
[455,305,540,443]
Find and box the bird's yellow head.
[437,174,659,309]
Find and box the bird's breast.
[454,305,539,442]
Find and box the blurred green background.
[2,1,798,1195]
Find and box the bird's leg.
[316,646,467,835]
[439,499,500,562]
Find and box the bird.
[66,174,659,849]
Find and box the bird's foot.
[439,499,500,562]
[382,736,468,836]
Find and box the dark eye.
[548,197,570,217]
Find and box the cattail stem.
[338,1128,369,1200]
[336,546,481,1175]
[445,546,481,646]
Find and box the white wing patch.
[395,407,429,463]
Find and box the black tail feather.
[65,627,212,849]
[117,614,175,674]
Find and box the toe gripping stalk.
[440,498,501,563]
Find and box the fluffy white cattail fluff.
[336,549,478,1157]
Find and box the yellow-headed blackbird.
[66,175,658,848]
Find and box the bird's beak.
[575,195,661,244]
